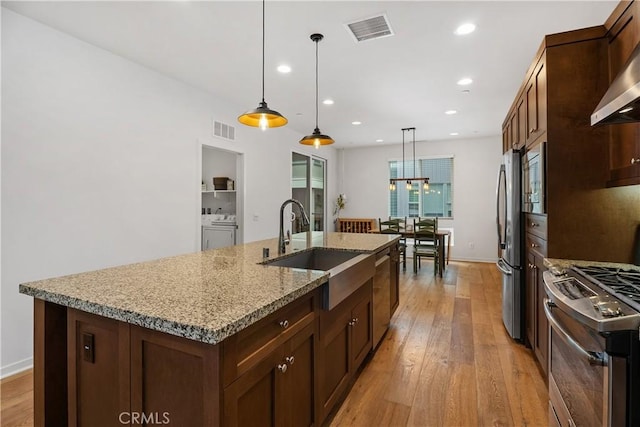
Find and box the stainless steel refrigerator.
[495,149,523,341]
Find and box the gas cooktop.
[572,266,640,312]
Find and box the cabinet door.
[526,56,547,146]
[202,228,235,250]
[223,345,286,427]
[502,126,510,153]
[607,4,640,185]
[350,294,372,371]
[318,304,351,420]
[534,253,548,375]
[130,326,220,426]
[390,246,400,317]
[509,111,518,149]
[516,95,527,150]
[284,322,317,427]
[372,255,390,347]
[67,309,130,427]
[525,250,536,350]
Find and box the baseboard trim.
[449,257,496,263]
[1,357,33,379]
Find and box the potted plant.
[333,193,347,228]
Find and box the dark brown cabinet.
[390,244,400,317]
[223,321,316,427]
[525,222,548,376]
[525,217,548,375]
[317,281,372,424]
[605,1,640,186]
[67,309,130,427]
[525,54,547,147]
[515,94,527,150]
[41,242,399,427]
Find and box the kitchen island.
[20,231,400,426]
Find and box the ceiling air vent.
[213,120,235,141]
[345,14,394,43]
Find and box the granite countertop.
[19,232,398,345]
[544,257,640,276]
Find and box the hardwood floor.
[0,261,547,427]
[1,369,34,427]
[329,261,548,427]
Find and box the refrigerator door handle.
[496,258,512,276]
[496,165,507,250]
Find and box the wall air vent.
[345,14,394,43]
[213,120,235,141]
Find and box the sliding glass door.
[292,152,326,232]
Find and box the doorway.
[291,152,326,232]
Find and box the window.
[389,157,453,218]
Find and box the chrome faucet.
[279,199,310,254]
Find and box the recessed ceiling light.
[455,23,476,35]
[450,132,459,136]
[457,78,473,86]
[352,121,362,125]
[376,139,384,142]
[277,64,291,73]
[445,110,458,115]
[323,99,334,105]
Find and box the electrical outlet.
[468,242,475,249]
[253,214,259,222]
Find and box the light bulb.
[314,139,320,149]
[259,114,268,131]
[423,181,429,191]
[406,181,412,190]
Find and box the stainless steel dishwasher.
[372,248,391,348]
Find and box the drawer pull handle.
[632,158,640,165]
[348,320,356,326]
[277,363,288,373]
[279,320,289,329]
[285,356,295,365]
[530,222,538,227]
[530,243,539,248]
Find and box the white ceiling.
[3,1,617,148]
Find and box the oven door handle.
[544,298,607,366]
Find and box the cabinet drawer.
[526,232,547,257]
[222,290,319,385]
[525,213,547,239]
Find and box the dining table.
[371,228,451,275]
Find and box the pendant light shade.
[300,33,334,148]
[238,0,287,129]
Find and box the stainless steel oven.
[543,266,640,427]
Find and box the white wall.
[0,9,339,376]
[338,136,502,262]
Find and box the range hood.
[591,42,640,126]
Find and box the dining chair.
[413,217,440,276]
[379,218,406,270]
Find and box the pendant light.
[238,0,287,130]
[300,33,334,148]
[389,127,430,191]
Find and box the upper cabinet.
[604,1,640,186]
[525,54,547,147]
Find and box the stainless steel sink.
[262,248,374,309]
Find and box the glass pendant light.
[238,0,287,130]
[300,33,334,148]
